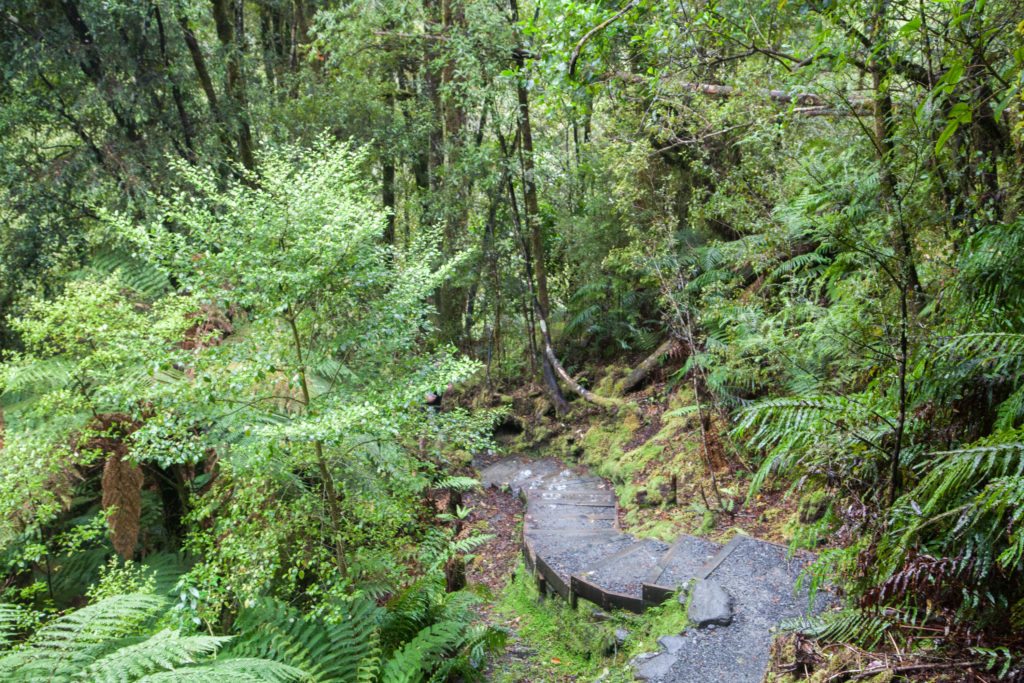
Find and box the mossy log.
[621,337,682,394]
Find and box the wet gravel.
[653,536,722,589]
[655,536,833,683]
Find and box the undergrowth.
[492,564,691,683]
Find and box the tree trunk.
[211,0,255,170]
[510,0,551,319]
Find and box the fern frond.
[0,357,74,409]
[431,477,481,494]
[910,439,1024,519]
[6,593,166,679]
[942,332,1024,361]
[995,384,1024,431]
[85,248,171,301]
[80,630,230,683]
[228,596,380,682]
[781,609,891,649]
[734,394,891,451]
[380,621,465,683]
[134,657,306,682]
[0,604,21,648]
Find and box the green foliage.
[230,596,382,682]
[2,0,1024,670]
[231,576,504,683]
[0,593,297,682]
[0,572,502,683]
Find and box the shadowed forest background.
[1,0,1024,680]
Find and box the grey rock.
[591,609,612,622]
[632,652,679,681]
[657,635,687,654]
[687,579,733,628]
[605,628,630,655]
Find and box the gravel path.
[478,456,831,683]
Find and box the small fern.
[780,608,893,650]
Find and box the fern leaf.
[134,657,306,682]
[0,604,21,648]
[9,593,166,679]
[228,597,380,682]
[380,621,465,683]
[781,609,891,649]
[80,630,230,683]
[431,477,481,494]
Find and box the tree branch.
[568,0,638,78]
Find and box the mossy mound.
[579,382,717,539]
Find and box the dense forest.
[1,0,1023,680]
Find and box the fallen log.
[535,307,627,412]
[609,72,872,116]
[677,82,871,113]
[620,337,683,394]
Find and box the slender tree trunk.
[502,140,566,410]
[178,15,220,112]
[870,0,911,504]
[59,0,141,142]
[211,0,255,170]
[511,0,551,319]
[154,6,196,157]
[286,309,347,577]
[382,88,397,247]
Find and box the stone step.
[525,511,618,532]
[478,457,565,495]
[537,471,609,491]
[528,489,617,506]
[573,538,671,601]
[542,533,639,585]
[644,535,722,590]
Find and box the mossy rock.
[798,490,829,524]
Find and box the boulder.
[632,652,678,681]
[686,579,733,628]
[657,635,687,655]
